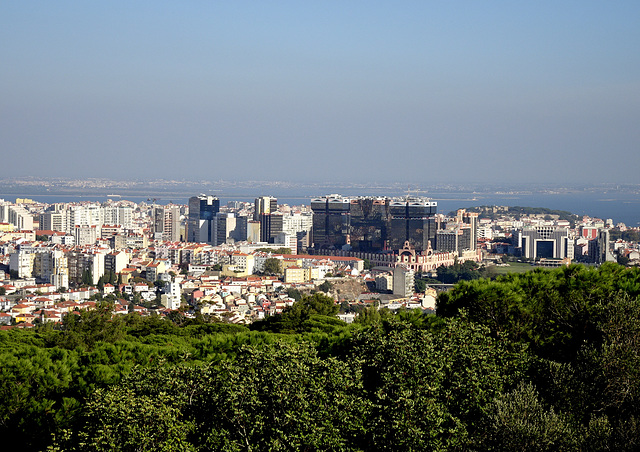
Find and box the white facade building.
[161,281,182,310]
[393,265,415,297]
[7,205,33,231]
[74,225,99,246]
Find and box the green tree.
[436,260,481,284]
[56,342,367,452]
[153,279,167,301]
[299,292,339,316]
[255,247,292,255]
[437,263,640,449]
[286,287,302,301]
[479,382,580,451]
[437,263,640,362]
[198,342,366,450]
[354,305,382,325]
[351,316,531,450]
[262,258,282,275]
[57,301,125,350]
[81,269,93,286]
[251,293,340,333]
[318,280,332,292]
[102,270,117,285]
[74,389,194,452]
[618,254,631,266]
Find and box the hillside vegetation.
[2,264,640,451]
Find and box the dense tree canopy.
[1,263,640,451]
[262,258,282,275]
[49,318,531,452]
[251,292,342,334]
[438,263,640,449]
[255,247,292,255]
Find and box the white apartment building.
[229,252,255,274]
[393,265,415,297]
[9,250,34,278]
[7,205,33,231]
[478,226,494,240]
[33,249,69,289]
[161,281,182,310]
[275,232,298,255]
[103,206,133,229]
[281,213,313,236]
[74,225,99,246]
[0,201,6,223]
[217,212,238,246]
[152,206,181,242]
[376,273,393,291]
[513,226,574,260]
[50,234,75,245]
[105,250,130,274]
[67,249,108,285]
[40,212,67,232]
[64,204,133,233]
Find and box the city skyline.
[2,2,639,184]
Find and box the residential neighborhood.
[1,196,638,328]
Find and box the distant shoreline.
[2,188,639,227]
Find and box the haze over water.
[2,2,639,186]
[3,183,639,226]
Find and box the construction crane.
[406,185,429,199]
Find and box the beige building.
[284,266,309,284]
[229,252,255,274]
[375,273,393,291]
[105,251,130,275]
[145,259,168,282]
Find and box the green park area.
[492,261,536,275]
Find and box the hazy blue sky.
[2,1,639,184]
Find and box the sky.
[2,1,639,185]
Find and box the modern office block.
[187,195,219,244]
[311,195,437,252]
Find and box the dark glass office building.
[388,200,438,251]
[311,195,437,252]
[187,195,220,244]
